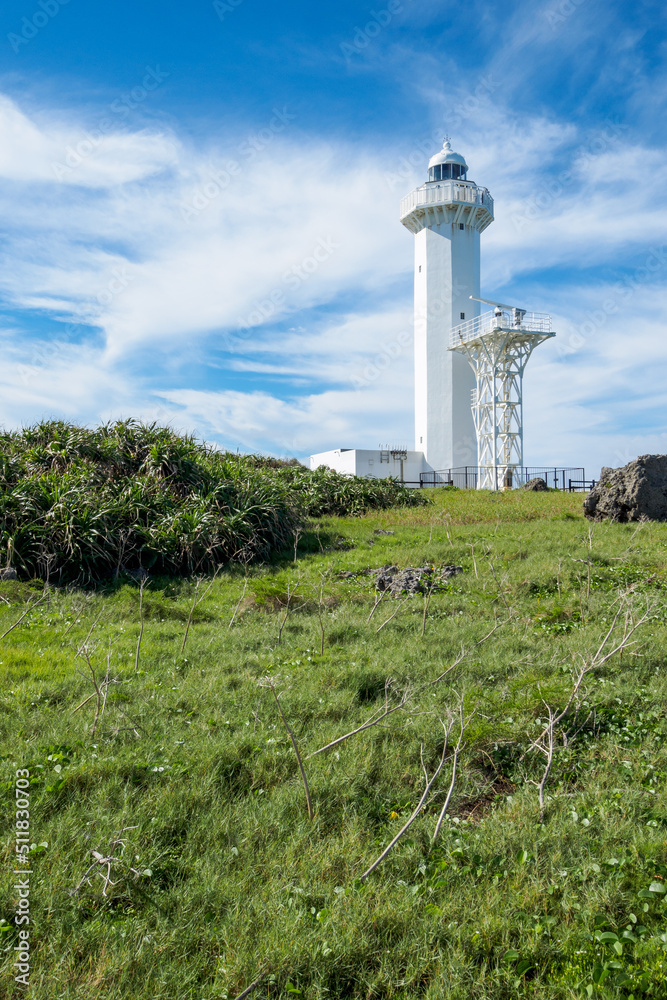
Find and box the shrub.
[0,421,427,582]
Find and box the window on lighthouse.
[428,162,468,182]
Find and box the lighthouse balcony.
[400,181,494,234]
[449,309,554,348]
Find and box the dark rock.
[372,564,462,596]
[584,455,667,522]
[373,529,395,535]
[521,478,549,492]
[0,568,18,580]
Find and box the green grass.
[1,489,666,999]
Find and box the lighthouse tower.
[310,137,554,488]
[400,140,494,471]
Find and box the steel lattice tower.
[449,303,555,490]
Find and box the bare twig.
[231,966,270,1000]
[69,825,140,897]
[366,588,386,623]
[433,703,473,840]
[486,559,511,615]
[305,681,410,759]
[278,578,301,645]
[181,568,221,654]
[316,572,329,655]
[112,706,143,739]
[293,527,303,564]
[376,596,410,633]
[228,577,249,630]
[526,595,653,818]
[74,608,105,651]
[181,578,201,654]
[260,677,313,820]
[77,642,115,738]
[534,597,651,750]
[528,703,556,823]
[0,592,47,641]
[421,573,436,638]
[572,526,594,604]
[134,575,149,673]
[307,621,506,759]
[60,600,87,640]
[71,691,96,714]
[359,721,453,881]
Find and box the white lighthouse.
[310,137,554,487]
[400,139,494,471]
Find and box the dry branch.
[70,825,140,898]
[277,577,301,645]
[486,558,511,615]
[0,592,47,641]
[305,680,410,759]
[260,677,313,820]
[433,703,473,840]
[421,575,436,638]
[366,588,386,623]
[134,575,149,673]
[231,966,270,1000]
[306,620,506,759]
[315,571,330,655]
[526,594,653,819]
[228,577,249,630]
[376,595,410,633]
[359,720,453,881]
[181,567,221,654]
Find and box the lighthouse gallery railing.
[450,309,553,347]
[400,182,493,219]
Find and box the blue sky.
[0,0,665,474]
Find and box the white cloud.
[0,94,177,187]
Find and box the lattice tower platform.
[449,307,555,490]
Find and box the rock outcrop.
[584,455,667,522]
[372,564,462,596]
[521,478,549,492]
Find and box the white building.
[310,139,494,484]
[308,447,426,486]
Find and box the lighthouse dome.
[428,139,468,181]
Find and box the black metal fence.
[419,466,589,491]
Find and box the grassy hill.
[1,487,666,999]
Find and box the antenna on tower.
[469,295,526,327]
